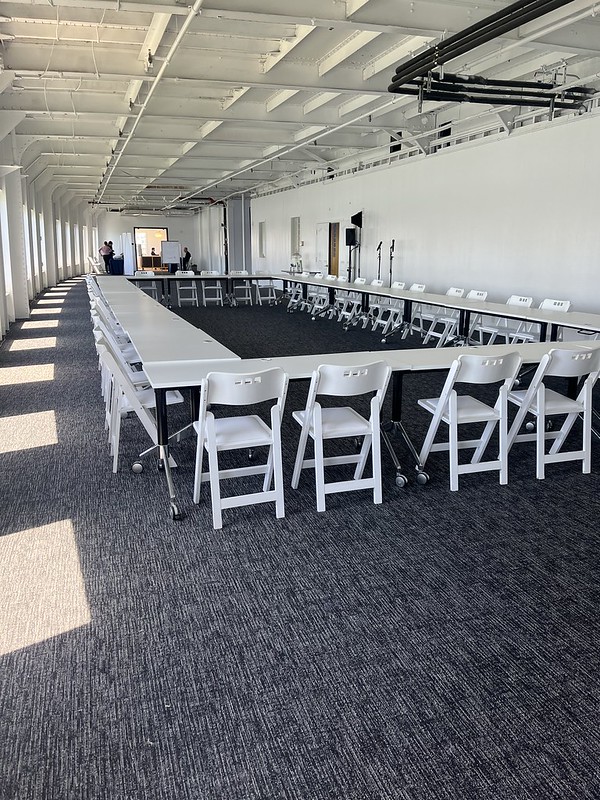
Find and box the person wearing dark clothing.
[182,247,191,269]
[99,241,112,273]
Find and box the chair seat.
[292,407,372,439]
[418,395,500,424]
[123,387,183,411]
[508,387,583,416]
[193,415,272,450]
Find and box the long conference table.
[99,276,600,520]
[130,272,279,307]
[275,272,600,343]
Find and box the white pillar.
[4,169,30,318]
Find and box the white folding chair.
[291,361,392,512]
[98,347,184,473]
[255,278,277,306]
[371,281,405,334]
[134,270,161,302]
[311,274,338,319]
[473,294,533,344]
[383,282,426,340]
[300,273,324,313]
[192,368,289,530]
[510,298,571,343]
[286,274,310,313]
[421,287,465,346]
[200,271,224,307]
[507,346,600,479]
[338,277,367,327]
[229,270,253,305]
[174,270,199,307]
[347,279,383,329]
[417,351,522,491]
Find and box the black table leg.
[155,387,184,520]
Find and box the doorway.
[133,227,168,270]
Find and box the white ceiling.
[1,0,599,214]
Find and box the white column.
[4,169,30,318]
[41,188,58,287]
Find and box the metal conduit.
[388,0,576,91]
[95,0,205,203]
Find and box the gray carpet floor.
[1,278,600,799]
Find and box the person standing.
[182,246,191,269]
[99,241,112,273]
[107,241,115,274]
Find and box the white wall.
[251,112,600,312]
[97,212,199,265]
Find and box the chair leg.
[353,434,372,480]
[371,409,383,504]
[498,388,508,485]
[192,431,205,504]
[449,394,459,491]
[206,426,223,529]
[536,388,546,479]
[272,421,285,519]
[291,421,311,489]
[313,411,326,512]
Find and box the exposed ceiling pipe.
[94,0,204,203]
[389,0,577,90]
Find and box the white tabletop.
[142,341,596,390]
[275,273,600,334]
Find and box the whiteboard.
[161,240,181,265]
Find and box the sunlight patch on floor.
[37,298,64,305]
[0,411,58,454]
[0,364,55,385]
[20,320,59,330]
[8,337,57,351]
[30,308,62,315]
[0,519,91,656]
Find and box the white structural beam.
[318,31,381,76]
[338,95,376,117]
[293,125,328,142]
[363,36,434,80]
[266,89,299,112]
[261,24,315,74]
[346,0,372,15]
[222,87,250,110]
[303,92,341,114]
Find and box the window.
[258,221,266,259]
[290,216,300,257]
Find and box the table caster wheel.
[395,473,408,488]
[132,461,143,474]
[157,459,165,471]
[170,503,183,521]
[381,338,387,344]
[525,421,535,432]
[248,448,255,461]
[416,471,429,486]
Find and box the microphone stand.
[389,239,395,286]
[376,242,382,281]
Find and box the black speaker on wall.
[350,211,363,228]
[345,228,357,246]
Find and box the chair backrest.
[446,287,465,297]
[409,283,426,292]
[455,351,522,385]
[300,271,310,277]
[371,279,384,287]
[201,270,220,276]
[544,346,600,379]
[337,275,347,282]
[506,294,533,308]
[135,270,155,276]
[175,270,194,277]
[314,361,391,399]
[314,272,324,278]
[466,289,487,301]
[202,368,288,408]
[391,281,405,290]
[325,274,337,281]
[353,277,366,286]
[539,298,571,312]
